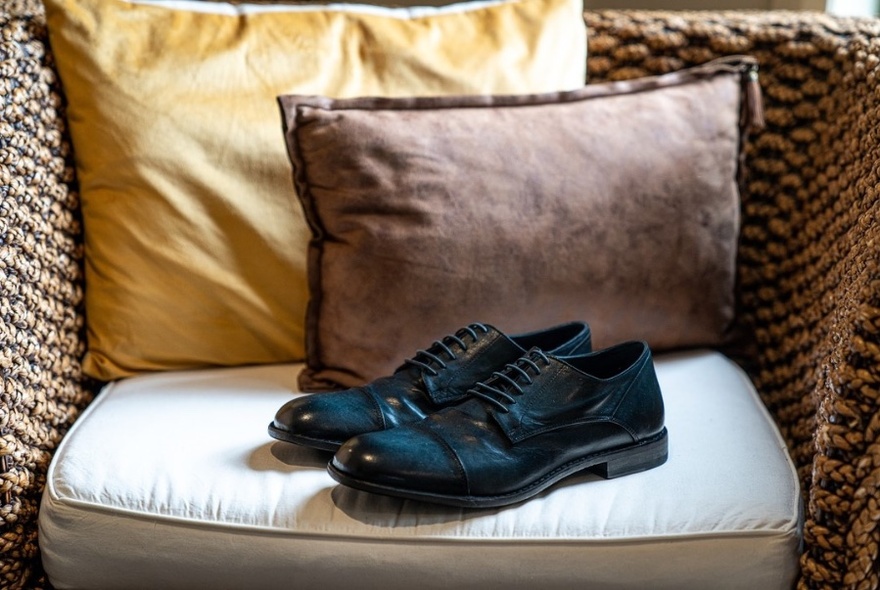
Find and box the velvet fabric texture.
[42,0,587,381]
[280,59,757,390]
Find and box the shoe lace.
[467,349,550,413]
[403,323,490,377]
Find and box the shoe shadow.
[247,441,333,472]
[330,471,604,526]
[330,485,495,525]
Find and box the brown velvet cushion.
[279,58,761,390]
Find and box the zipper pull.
[744,64,765,131]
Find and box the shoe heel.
[591,429,668,479]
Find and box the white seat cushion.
[40,350,802,589]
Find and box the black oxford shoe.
[269,322,592,451]
[328,341,667,508]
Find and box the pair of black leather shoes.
[269,322,667,508]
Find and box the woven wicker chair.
[0,1,878,588]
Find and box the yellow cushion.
[44,0,587,381]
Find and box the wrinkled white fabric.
[40,350,802,589]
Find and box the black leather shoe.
[269,322,591,451]
[328,342,667,508]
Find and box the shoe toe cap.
[332,427,467,496]
[271,390,384,446]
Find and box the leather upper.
[332,342,665,497]
[271,322,592,448]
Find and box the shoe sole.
[328,428,668,508]
[267,423,343,452]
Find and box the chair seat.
[39,350,802,589]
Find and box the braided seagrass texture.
[0,0,90,588]
[585,10,880,590]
